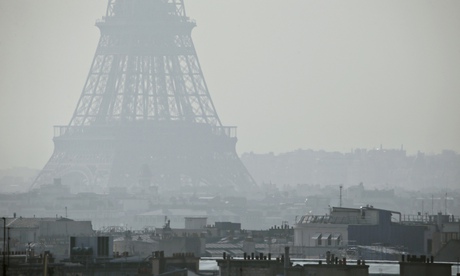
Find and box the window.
[331,233,342,246]
[311,233,322,246]
[321,233,331,246]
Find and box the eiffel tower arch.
[33,0,256,194]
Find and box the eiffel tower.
[33,0,256,194]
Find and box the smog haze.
[1,0,460,169]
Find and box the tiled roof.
[4,217,60,229]
[206,249,229,256]
[255,244,269,249]
[228,249,245,255]
[206,243,240,249]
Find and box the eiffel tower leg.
[33,0,257,194]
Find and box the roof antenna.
[339,185,343,207]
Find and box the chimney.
[284,246,290,269]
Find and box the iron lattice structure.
[33,0,256,194]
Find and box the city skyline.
[1,0,459,169]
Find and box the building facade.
[294,206,429,257]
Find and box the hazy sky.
[1,0,460,170]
